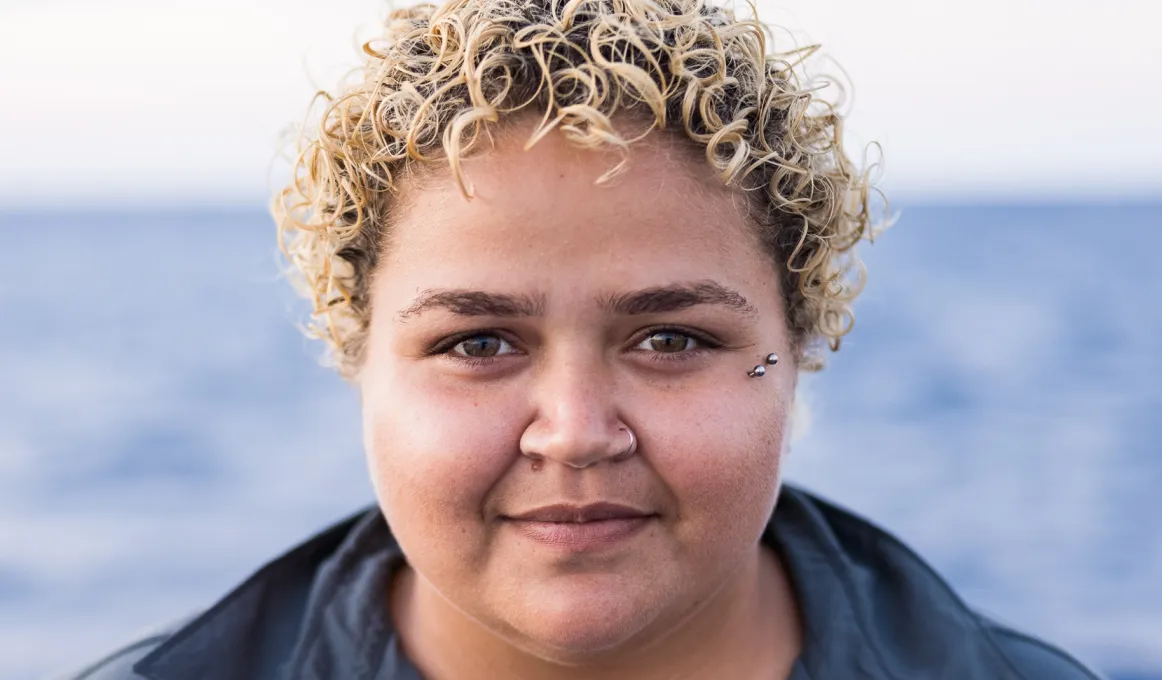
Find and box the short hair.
[273,0,886,380]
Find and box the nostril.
[518,424,634,469]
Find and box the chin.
[504,580,663,661]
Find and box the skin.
[360,118,803,680]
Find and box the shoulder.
[979,616,1108,680]
[774,486,1106,680]
[45,507,381,680]
[45,616,193,680]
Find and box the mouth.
[501,503,657,551]
[504,502,652,523]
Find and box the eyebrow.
[601,281,758,317]
[396,289,547,320]
[395,280,756,320]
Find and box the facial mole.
[530,458,544,471]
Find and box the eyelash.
[630,325,723,363]
[427,329,517,367]
[429,326,723,367]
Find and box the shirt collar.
[134,485,1004,680]
[133,509,370,680]
[768,488,887,679]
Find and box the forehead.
[379,124,771,303]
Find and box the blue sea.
[0,203,1159,679]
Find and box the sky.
[1,0,1160,206]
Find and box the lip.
[502,503,656,551]
[505,502,651,523]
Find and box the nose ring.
[613,426,637,461]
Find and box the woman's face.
[360,122,797,660]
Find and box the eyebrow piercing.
[747,352,779,377]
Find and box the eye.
[634,330,703,353]
[447,333,516,359]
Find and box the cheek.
[643,377,791,536]
[361,365,521,548]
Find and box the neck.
[391,544,802,680]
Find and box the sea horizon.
[1,200,1159,679]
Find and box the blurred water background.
[3,0,1162,674]
[0,202,1158,679]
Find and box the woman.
[63,0,1102,678]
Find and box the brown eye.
[642,331,697,353]
[452,335,509,358]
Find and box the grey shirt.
[60,486,1104,680]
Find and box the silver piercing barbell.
[747,352,779,377]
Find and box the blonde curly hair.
[273,0,885,381]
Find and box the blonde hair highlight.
[273,0,887,380]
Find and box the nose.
[519,354,630,469]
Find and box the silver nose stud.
[747,352,779,377]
